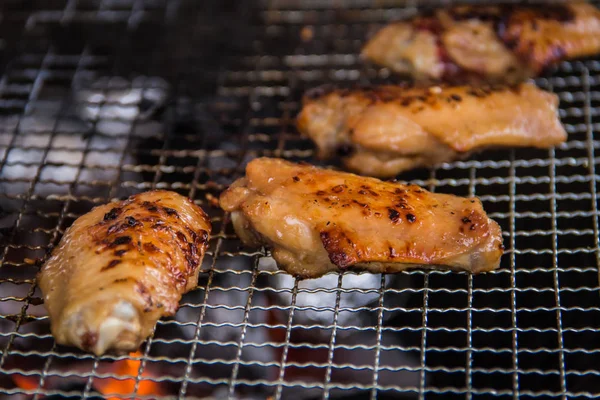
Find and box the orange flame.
[95,351,163,399]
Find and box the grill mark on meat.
[112,236,132,246]
[163,207,179,217]
[388,208,401,223]
[103,208,121,221]
[143,243,160,253]
[142,201,159,213]
[101,259,121,271]
[125,216,141,227]
[411,5,576,79]
[320,230,355,268]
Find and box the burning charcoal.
[74,76,170,135]
[261,256,421,398]
[150,256,274,395]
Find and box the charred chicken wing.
[297,83,566,178]
[220,158,503,279]
[362,3,600,82]
[39,190,211,355]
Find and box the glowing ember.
[95,351,163,399]
[12,374,39,391]
[11,352,163,398]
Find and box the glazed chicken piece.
[38,190,211,355]
[362,3,600,82]
[297,83,566,178]
[220,158,503,279]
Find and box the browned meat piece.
[297,83,566,178]
[220,158,503,279]
[38,190,211,355]
[362,3,600,82]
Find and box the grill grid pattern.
[0,0,600,399]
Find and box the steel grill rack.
[0,0,600,399]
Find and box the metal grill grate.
[1,0,600,399]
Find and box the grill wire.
[1,0,600,399]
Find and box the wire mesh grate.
[0,0,600,399]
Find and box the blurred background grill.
[0,0,600,399]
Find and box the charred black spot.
[125,216,140,227]
[176,231,188,243]
[142,201,159,212]
[352,199,368,208]
[332,185,345,193]
[103,208,120,221]
[462,217,472,224]
[293,176,300,182]
[388,208,401,223]
[358,190,368,195]
[450,94,462,101]
[470,224,476,231]
[406,213,416,223]
[113,236,132,246]
[114,249,127,257]
[101,259,121,271]
[163,207,179,217]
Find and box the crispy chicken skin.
[297,83,566,178]
[220,158,503,279]
[38,190,211,355]
[362,3,600,82]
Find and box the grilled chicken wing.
[220,158,503,279]
[362,3,600,82]
[297,83,566,178]
[38,190,211,355]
